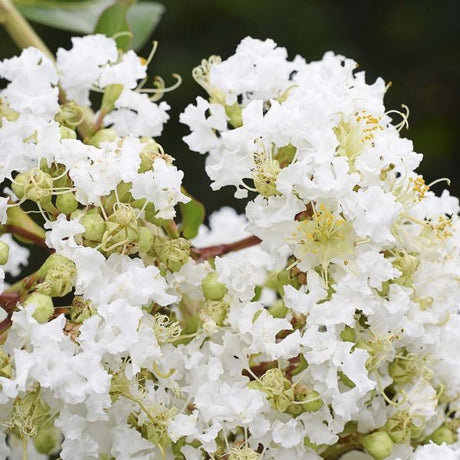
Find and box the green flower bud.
[201,272,227,300]
[154,237,191,272]
[138,226,154,253]
[70,296,95,323]
[362,431,393,460]
[25,293,54,323]
[17,169,54,203]
[429,425,456,445]
[56,191,78,214]
[88,128,117,147]
[11,172,27,199]
[81,213,106,242]
[268,299,288,318]
[59,126,77,139]
[34,426,61,455]
[101,83,124,113]
[0,240,9,265]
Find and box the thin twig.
[191,235,261,263]
[5,225,52,251]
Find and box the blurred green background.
[1,0,459,215]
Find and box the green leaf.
[128,2,164,51]
[94,1,133,51]
[179,190,206,239]
[15,0,114,34]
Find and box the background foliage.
[1,0,459,214]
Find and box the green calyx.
[201,272,227,300]
[0,240,9,265]
[248,368,294,413]
[362,431,393,460]
[36,254,76,297]
[70,296,95,324]
[25,293,54,324]
[152,237,191,272]
[12,168,53,203]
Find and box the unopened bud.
[429,425,456,445]
[56,192,78,214]
[138,226,154,253]
[201,272,227,300]
[0,240,9,265]
[12,169,53,203]
[81,213,106,242]
[101,84,124,113]
[88,128,117,147]
[25,293,54,324]
[154,237,191,272]
[362,431,393,460]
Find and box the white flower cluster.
[0,35,458,460]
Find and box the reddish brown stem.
[191,235,261,263]
[92,108,107,134]
[5,225,52,251]
[0,292,21,337]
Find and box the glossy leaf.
[94,1,132,51]
[15,0,113,34]
[179,190,206,239]
[128,2,164,50]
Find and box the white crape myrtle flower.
[104,90,170,137]
[56,34,119,105]
[0,47,59,119]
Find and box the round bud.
[154,237,191,272]
[25,293,54,324]
[88,128,117,147]
[11,172,27,199]
[201,272,227,300]
[300,390,323,413]
[0,240,9,265]
[362,431,393,460]
[430,425,455,445]
[138,226,154,253]
[56,192,78,214]
[81,213,106,242]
